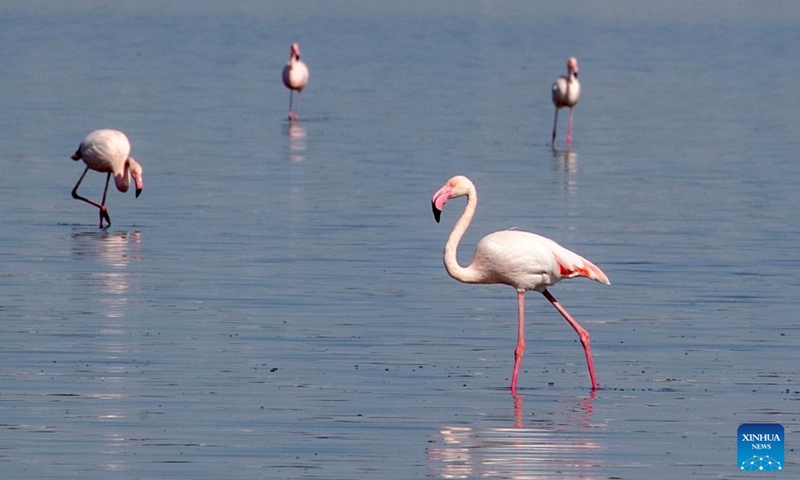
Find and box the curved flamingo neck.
[113,158,132,193]
[444,185,483,284]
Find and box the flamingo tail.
[556,256,610,285]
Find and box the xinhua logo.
[738,423,784,471]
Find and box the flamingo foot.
[99,207,111,229]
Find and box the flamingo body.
[282,43,309,120]
[432,175,609,394]
[70,129,143,228]
[469,230,608,291]
[551,57,581,149]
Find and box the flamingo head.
[290,43,301,60]
[431,175,473,223]
[567,57,579,77]
[129,157,144,198]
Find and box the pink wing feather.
[552,247,610,285]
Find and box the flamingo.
[282,42,309,121]
[551,57,581,150]
[431,175,609,394]
[70,129,143,228]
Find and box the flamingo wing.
[549,242,610,285]
[552,76,568,106]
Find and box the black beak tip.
[432,204,442,223]
[135,188,142,198]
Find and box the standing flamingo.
[431,176,609,394]
[70,129,143,228]
[282,42,309,121]
[551,57,581,150]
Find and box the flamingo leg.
[541,289,598,390]
[510,290,526,395]
[566,107,575,149]
[100,172,110,205]
[293,91,302,121]
[551,108,559,149]
[288,90,295,120]
[99,173,112,228]
[71,167,111,228]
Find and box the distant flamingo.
[551,57,581,150]
[70,129,143,228]
[282,42,309,121]
[431,176,609,393]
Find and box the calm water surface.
[1,2,799,479]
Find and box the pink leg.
[510,290,526,395]
[288,90,295,120]
[551,108,559,149]
[566,107,575,149]
[542,289,598,389]
[293,91,302,121]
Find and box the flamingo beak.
[432,202,442,223]
[431,185,452,223]
[133,174,144,198]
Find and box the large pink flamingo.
[70,129,143,228]
[431,175,609,393]
[551,57,581,150]
[282,42,309,121]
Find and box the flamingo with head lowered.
[282,42,309,121]
[431,175,609,394]
[70,129,143,228]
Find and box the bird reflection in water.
[427,392,600,479]
[69,229,144,471]
[70,229,142,318]
[553,148,579,195]
[284,120,307,162]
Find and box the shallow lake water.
[1,2,799,479]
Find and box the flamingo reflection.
[69,229,144,469]
[428,392,600,479]
[284,121,307,162]
[70,230,141,318]
[553,149,579,195]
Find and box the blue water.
[1,2,799,478]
